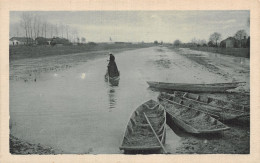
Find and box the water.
[10,47,229,154]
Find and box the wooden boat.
[158,92,249,121]
[170,91,249,119]
[105,71,120,86]
[147,81,243,93]
[179,91,249,112]
[119,99,167,153]
[158,94,230,134]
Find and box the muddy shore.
[10,134,62,154]
[169,48,250,154]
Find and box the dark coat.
[108,54,119,77]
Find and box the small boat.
[105,71,120,86]
[119,99,167,154]
[159,92,249,121]
[158,93,230,134]
[147,81,242,93]
[179,91,250,112]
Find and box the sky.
[10,11,250,43]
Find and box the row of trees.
[173,29,248,48]
[14,13,81,44]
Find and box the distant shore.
[189,47,250,58]
[9,43,153,60]
[9,44,153,82]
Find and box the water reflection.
[107,86,117,111]
[208,52,248,65]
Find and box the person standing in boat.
[107,53,119,77]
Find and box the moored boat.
[158,92,249,121]
[147,81,242,93]
[119,99,167,154]
[158,94,230,134]
[179,91,250,113]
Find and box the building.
[220,37,239,48]
[9,37,34,45]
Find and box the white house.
[9,37,34,45]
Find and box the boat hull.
[159,95,230,134]
[119,100,166,153]
[160,91,249,121]
[105,73,120,86]
[147,81,239,93]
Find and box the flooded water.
[10,47,229,154]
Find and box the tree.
[191,37,197,44]
[81,37,86,43]
[209,32,221,47]
[173,39,182,46]
[154,40,158,45]
[208,41,215,47]
[20,13,34,44]
[234,30,247,47]
[65,25,69,39]
[197,39,207,46]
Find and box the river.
[10,46,233,154]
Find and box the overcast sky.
[10,11,249,43]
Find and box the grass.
[9,43,153,60]
[189,47,250,58]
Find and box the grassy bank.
[189,47,250,58]
[10,43,153,60]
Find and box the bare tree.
[197,39,207,46]
[234,30,247,47]
[65,25,69,40]
[49,24,54,38]
[60,23,64,38]
[20,13,33,44]
[190,37,198,45]
[234,30,247,40]
[19,12,79,44]
[209,32,221,47]
[15,26,20,37]
[44,21,47,38]
[33,15,39,39]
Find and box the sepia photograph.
[8,10,251,155]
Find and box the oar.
[143,112,170,154]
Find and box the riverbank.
[167,47,250,154]
[10,43,153,60]
[189,47,250,58]
[171,48,250,94]
[10,134,62,154]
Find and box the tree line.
[13,13,81,44]
[172,29,249,48]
